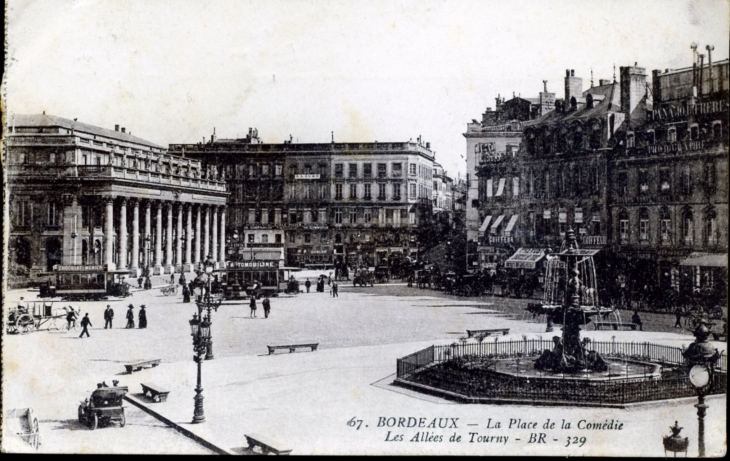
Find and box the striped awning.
[479,215,493,232]
[491,215,505,230]
[504,214,519,233]
[679,253,727,268]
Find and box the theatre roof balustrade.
[8,163,226,193]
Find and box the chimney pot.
[121,127,126,133]
[115,124,119,131]
[426,142,431,149]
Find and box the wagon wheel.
[90,414,99,430]
[6,324,18,334]
[119,411,126,427]
[18,314,34,334]
[31,418,40,449]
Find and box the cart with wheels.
[5,408,41,449]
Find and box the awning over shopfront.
[679,252,728,268]
[491,215,505,232]
[504,248,546,270]
[479,215,493,232]
[504,214,519,233]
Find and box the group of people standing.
[249,296,271,318]
[303,275,337,295]
[73,304,147,339]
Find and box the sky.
[4,0,729,177]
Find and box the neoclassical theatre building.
[7,114,228,286]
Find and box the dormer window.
[626,132,635,148]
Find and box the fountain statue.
[532,228,614,373]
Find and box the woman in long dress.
[138,305,147,329]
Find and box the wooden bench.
[267,343,319,355]
[140,382,170,403]
[124,359,161,374]
[594,322,639,331]
[466,328,510,338]
[244,433,292,456]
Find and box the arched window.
[618,209,629,242]
[638,208,649,241]
[712,121,723,139]
[681,208,694,245]
[659,207,671,243]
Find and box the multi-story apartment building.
[464,90,556,243]
[608,56,728,299]
[432,162,454,216]
[179,137,436,268]
[7,114,228,285]
[468,87,556,268]
[169,128,286,267]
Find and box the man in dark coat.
[182,284,191,303]
[138,305,147,329]
[179,273,187,287]
[79,313,92,338]
[137,276,144,289]
[305,279,311,293]
[126,305,135,328]
[263,296,271,319]
[250,296,257,318]
[104,305,114,329]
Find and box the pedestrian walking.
[179,273,187,286]
[138,305,147,329]
[66,307,78,330]
[104,305,114,329]
[144,277,152,290]
[631,310,643,331]
[263,296,271,319]
[182,284,191,303]
[674,307,683,329]
[79,313,92,338]
[305,279,311,293]
[137,276,144,289]
[170,273,175,284]
[126,305,135,328]
[250,296,257,318]
[331,281,339,297]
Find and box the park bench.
[267,343,319,355]
[466,328,510,338]
[140,382,170,403]
[243,433,292,455]
[594,322,639,331]
[124,359,161,374]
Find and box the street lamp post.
[682,316,720,458]
[144,234,152,286]
[195,255,220,361]
[188,313,210,424]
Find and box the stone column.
[194,205,202,266]
[104,197,116,270]
[165,202,174,273]
[131,199,140,272]
[144,201,152,267]
[204,205,211,260]
[176,204,183,270]
[119,198,128,269]
[155,202,163,271]
[219,207,226,264]
[185,204,193,269]
[211,206,218,263]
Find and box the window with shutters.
[704,161,717,195]
[682,209,694,245]
[334,209,342,224]
[617,171,629,195]
[363,163,372,178]
[639,208,649,241]
[335,164,343,178]
[378,183,386,200]
[409,184,416,198]
[393,183,401,200]
[619,209,629,242]
[348,163,357,178]
[638,169,649,194]
[377,163,387,178]
[705,208,717,245]
[335,184,343,200]
[680,167,692,195]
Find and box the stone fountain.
[532,228,615,373]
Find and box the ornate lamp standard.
[195,255,221,361]
[188,313,210,424]
[682,316,720,458]
[144,234,152,286]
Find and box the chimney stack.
[620,64,647,124]
[121,127,126,133]
[599,79,612,86]
[426,142,431,149]
[706,45,715,94]
[564,69,583,112]
[539,80,555,116]
[115,124,120,131]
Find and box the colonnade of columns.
[74,197,226,275]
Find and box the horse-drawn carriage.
[78,385,128,430]
[353,268,375,287]
[6,299,66,334]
